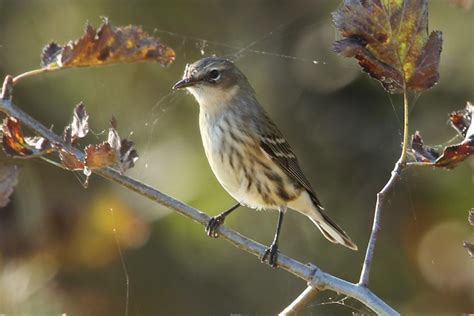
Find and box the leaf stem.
[12,67,59,85]
[400,91,410,163]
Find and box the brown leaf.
[106,118,138,173]
[410,103,474,168]
[84,142,117,170]
[0,163,19,208]
[41,17,175,69]
[1,116,51,157]
[410,131,440,163]
[57,147,85,171]
[434,141,474,168]
[119,138,139,172]
[56,115,138,182]
[333,0,443,93]
[63,102,89,144]
[450,102,473,138]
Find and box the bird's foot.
[261,243,279,268]
[205,214,225,238]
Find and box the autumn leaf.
[41,17,175,69]
[1,116,52,158]
[333,0,443,93]
[63,102,89,144]
[57,148,85,171]
[0,163,19,208]
[107,117,138,173]
[83,118,138,174]
[58,114,138,180]
[410,131,439,163]
[450,102,473,138]
[410,102,474,168]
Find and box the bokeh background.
[0,0,473,315]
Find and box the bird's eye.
[208,69,220,82]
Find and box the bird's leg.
[205,202,241,238]
[261,207,286,268]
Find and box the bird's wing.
[258,115,323,209]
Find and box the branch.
[0,96,399,315]
[359,91,410,286]
[280,286,319,315]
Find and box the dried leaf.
[57,147,85,170]
[41,17,175,69]
[105,118,138,173]
[57,116,138,178]
[63,102,89,143]
[1,116,52,157]
[410,131,440,163]
[333,0,443,93]
[0,163,19,208]
[434,141,474,168]
[85,142,117,170]
[450,102,473,138]
[119,138,139,172]
[464,241,474,259]
[410,103,474,168]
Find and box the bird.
[173,57,357,267]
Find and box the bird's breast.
[199,112,301,210]
[199,112,243,199]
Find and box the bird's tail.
[308,206,358,251]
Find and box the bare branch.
[359,157,404,286]
[359,92,410,286]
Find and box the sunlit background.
[0,0,473,315]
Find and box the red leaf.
[333,0,442,93]
[410,102,474,168]
[1,116,51,157]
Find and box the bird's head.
[173,57,253,112]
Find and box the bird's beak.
[172,77,197,90]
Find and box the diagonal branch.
[0,96,398,315]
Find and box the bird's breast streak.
[200,113,241,196]
[199,112,301,210]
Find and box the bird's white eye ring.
[208,69,220,82]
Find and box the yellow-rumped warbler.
[173,57,357,266]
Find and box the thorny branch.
[0,92,398,315]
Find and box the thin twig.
[359,91,410,286]
[0,97,398,315]
[280,286,320,315]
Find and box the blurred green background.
[0,0,473,315]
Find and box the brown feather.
[257,113,323,209]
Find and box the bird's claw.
[261,243,279,268]
[205,215,225,238]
